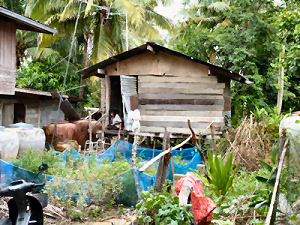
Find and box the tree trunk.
[277,45,285,114]
[154,128,170,193]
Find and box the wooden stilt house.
[79,42,252,137]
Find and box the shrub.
[12,148,63,174]
[136,190,194,224]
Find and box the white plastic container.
[0,126,19,161]
[7,124,46,155]
[279,112,300,139]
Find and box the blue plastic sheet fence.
[0,140,202,206]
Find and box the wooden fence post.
[154,128,170,193]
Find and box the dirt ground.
[0,197,136,225]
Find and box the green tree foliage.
[0,0,26,14]
[171,0,287,123]
[277,3,300,110]
[16,54,81,97]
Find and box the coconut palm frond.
[25,47,61,60]
[159,0,173,7]
[138,21,161,40]
[109,16,126,53]
[28,0,69,22]
[38,18,81,48]
[60,0,81,21]
[91,22,111,64]
[127,31,144,48]
[145,7,173,31]
[219,17,232,26]
[84,0,94,17]
[208,2,230,12]
[114,0,145,27]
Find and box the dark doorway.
[110,76,123,118]
[14,103,26,123]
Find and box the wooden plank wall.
[0,20,16,95]
[105,51,228,135]
[138,73,225,135]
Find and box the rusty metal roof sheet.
[15,88,88,102]
[79,42,252,84]
[0,6,56,34]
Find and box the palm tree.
[182,0,231,29]
[26,0,173,64]
[25,0,173,109]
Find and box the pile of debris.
[224,116,275,170]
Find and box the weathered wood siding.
[0,20,16,95]
[138,75,225,134]
[106,51,229,135]
[0,95,64,127]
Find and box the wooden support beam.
[154,128,170,193]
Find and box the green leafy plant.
[193,150,239,198]
[136,190,194,225]
[12,148,63,174]
[249,147,277,209]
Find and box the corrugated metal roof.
[79,42,252,84]
[15,88,88,102]
[15,87,53,97]
[0,6,56,34]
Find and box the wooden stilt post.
[152,138,156,158]
[154,128,170,193]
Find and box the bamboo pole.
[265,132,289,225]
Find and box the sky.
[155,0,184,22]
[155,0,284,22]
